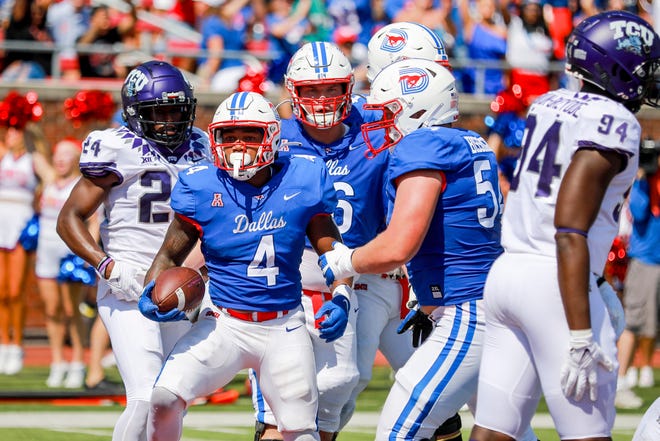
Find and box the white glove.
[598,279,625,340]
[318,241,358,285]
[106,260,145,302]
[407,285,418,309]
[559,329,614,402]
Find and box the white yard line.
[0,410,644,430]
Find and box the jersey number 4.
[248,235,280,286]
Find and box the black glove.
[397,308,433,348]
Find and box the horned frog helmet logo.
[610,19,655,56]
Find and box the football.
[152,267,205,313]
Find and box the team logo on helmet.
[381,29,408,52]
[398,67,429,94]
[610,20,655,56]
[124,70,148,97]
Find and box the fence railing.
[0,40,658,119]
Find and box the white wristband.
[568,329,593,349]
[332,284,352,300]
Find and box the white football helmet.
[367,22,450,82]
[362,59,459,157]
[209,92,281,181]
[285,41,355,128]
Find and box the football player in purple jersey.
[57,60,210,441]
[469,11,659,441]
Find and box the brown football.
[152,267,205,313]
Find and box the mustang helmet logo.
[381,29,408,52]
[398,67,429,94]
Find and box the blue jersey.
[279,107,388,248]
[387,127,504,306]
[171,155,337,311]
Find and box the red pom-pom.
[64,90,116,127]
[0,91,43,129]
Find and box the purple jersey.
[279,107,388,247]
[171,155,337,312]
[388,126,504,306]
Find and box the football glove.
[318,242,357,286]
[597,279,625,340]
[315,284,351,343]
[106,260,145,302]
[407,285,418,310]
[397,308,433,348]
[559,329,614,402]
[138,280,187,322]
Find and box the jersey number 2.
[138,171,172,223]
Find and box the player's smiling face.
[220,126,265,166]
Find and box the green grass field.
[0,365,655,440]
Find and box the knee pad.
[151,386,182,409]
[150,387,186,427]
[434,413,462,441]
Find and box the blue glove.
[315,285,351,343]
[318,241,357,286]
[138,280,186,322]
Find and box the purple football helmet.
[121,61,196,149]
[566,10,659,113]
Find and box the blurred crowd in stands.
[0,0,655,96]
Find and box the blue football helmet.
[121,61,196,149]
[566,10,659,113]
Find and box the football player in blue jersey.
[137,91,352,441]
[249,41,415,441]
[318,58,505,440]
[57,61,209,441]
